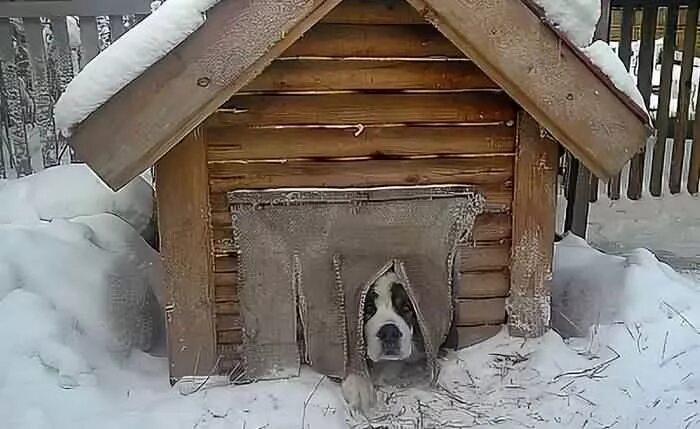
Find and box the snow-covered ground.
[1,165,699,429]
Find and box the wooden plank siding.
[208,18,516,368]
[241,60,497,92]
[283,24,463,58]
[220,93,516,126]
[322,0,424,25]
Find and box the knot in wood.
[196,77,211,88]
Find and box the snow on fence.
[0,0,152,180]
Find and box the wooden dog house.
[62,0,652,381]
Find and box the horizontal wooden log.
[457,298,506,326]
[457,270,510,298]
[220,93,515,126]
[218,329,243,344]
[283,24,463,58]
[207,124,515,161]
[214,255,238,273]
[322,0,425,24]
[215,273,237,288]
[472,213,511,242]
[243,59,497,92]
[211,212,512,254]
[215,301,240,315]
[459,242,510,271]
[456,325,503,348]
[216,315,242,331]
[209,157,513,192]
[217,344,242,360]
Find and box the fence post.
[564,0,611,238]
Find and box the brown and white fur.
[341,270,424,414]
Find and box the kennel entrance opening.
[228,185,483,382]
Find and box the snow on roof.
[53,0,219,134]
[532,0,601,48]
[583,41,650,119]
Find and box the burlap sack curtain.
[229,186,484,383]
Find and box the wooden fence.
[2,0,698,202]
[0,0,151,179]
[587,1,700,200]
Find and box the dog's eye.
[363,291,378,320]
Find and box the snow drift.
[1,165,699,429]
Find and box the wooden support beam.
[155,127,216,381]
[508,112,557,338]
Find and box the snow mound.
[0,215,163,356]
[54,0,219,132]
[0,164,153,235]
[1,165,698,428]
[533,0,601,48]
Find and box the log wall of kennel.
[155,0,557,378]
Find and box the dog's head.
[363,271,417,362]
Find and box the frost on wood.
[200,0,313,87]
[508,228,553,338]
[0,61,33,177]
[508,113,557,338]
[54,0,220,133]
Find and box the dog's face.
[363,271,416,362]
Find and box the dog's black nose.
[377,323,402,342]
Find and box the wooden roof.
[68,0,654,190]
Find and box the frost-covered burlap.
[229,186,484,382]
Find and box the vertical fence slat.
[670,3,699,194]
[0,19,8,179]
[0,18,33,177]
[589,0,613,204]
[627,6,657,200]
[564,154,591,237]
[49,16,76,163]
[650,5,679,197]
[609,6,635,200]
[689,78,700,194]
[78,16,99,69]
[109,15,126,41]
[24,17,59,168]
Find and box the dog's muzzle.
[377,323,402,357]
